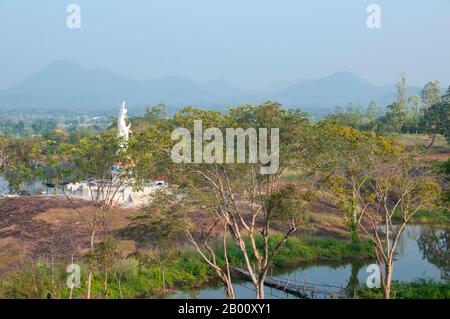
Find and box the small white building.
[65,180,166,207]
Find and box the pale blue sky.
[1,0,449,90]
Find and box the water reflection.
[345,262,364,297]
[417,226,449,281]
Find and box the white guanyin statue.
[118,101,131,148]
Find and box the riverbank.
[1,196,446,299]
[0,235,373,299]
[355,279,450,299]
[216,234,374,268]
[393,209,450,226]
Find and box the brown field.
[0,196,142,279]
[0,194,350,279]
[399,134,449,161]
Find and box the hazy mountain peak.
[320,71,370,84]
[0,62,417,114]
[46,59,82,69]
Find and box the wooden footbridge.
[232,267,348,299]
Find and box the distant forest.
[1,75,448,141]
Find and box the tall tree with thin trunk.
[367,100,380,122]
[386,74,409,132]
[357,153,440,299]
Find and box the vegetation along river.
[171,225,449,299]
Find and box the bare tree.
[357,155,440,299]
[186,163,311,299]
[187,219,236,299]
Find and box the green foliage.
[355,279,450,299]
[216,234,374,268]
[307,121,402,243]
[422,81,442,112]
[435,159,450,206]
[266,184,312,224]
[393,209,450,225]
[0,89,445,299]
[0,251,212,299]
[63,129,126,182]
[0,136,42,193]
[0,260,67,299]
[0,112,110,137]
[386,102,406,133]
[134,190,191,244]
[0,235,376,299]
[326,103,372,130]
[145,104,168,122]
[270,236,373,267]
[84,237,119,272]
[421,87,450,144]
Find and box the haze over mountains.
[0,60,425,115]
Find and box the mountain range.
[0,60,426,115]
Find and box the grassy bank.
[0,235,373,299]
[0,251,211,299]
[217,234,374,268]
[355,279,450,299]
[393,209,450,226]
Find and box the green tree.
[1,136,42,194]
[308,121,398,244]
[421,81,441,112]
[421,86,450,147]
[145,104,168,122]
[134,190,191,297]
[84,237,119,298]
[367,100,380,122]
[13,121,26,136]
[385,74,409,132]
[386,102,405,133]
[403,95,421,133]
[134,102,314,299]
[37,128,131,299]
[397,73,408,111]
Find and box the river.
[171,225,449,299]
